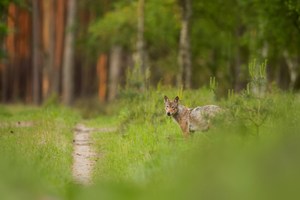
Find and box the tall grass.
[89,87,300,200]
[0,105,80,199]
[1,86,300,200]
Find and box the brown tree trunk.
[177,0,192,89]
[53,0,65,96]
[232,25,246,92]
[234,44,241,91]
[20,6,31,103]
[41,0,55,99]
[62,0,76,105]
[5,3,17,102]
[32,0,41,104]
[13,6,20,101]
[1,13,8,102]
[9,5,31,102]
[108,46,122,101]
[97,54,108,102]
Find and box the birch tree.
[63,0,76,105]
[177,0,192,89]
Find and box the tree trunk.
[32,0,41,104]
[62,0,76,106]
[1,13,7,102]
[48,0,55,97]
[177,0,192,89]
[108,46,122,101]
[5,3,16,102]
[283,50,298,90]
[53,0,65,96]
[234,44,241,91]
[136,0,145,88]
[19,8,31,102]
[41,0,55,99]
[97,54,108,102]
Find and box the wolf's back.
[190,105,221,118]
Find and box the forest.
[0,0,299,104]
[1,0,300,200]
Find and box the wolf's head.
[164,96,179,116]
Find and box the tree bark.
[108,46,122,101]
[62,0,76,105]
[48,0,55,96]
[283,50,298,90]
[136,0,145,88]
[53,0,65,96]
[1,12,7,102]
[41,0,55,99]
[32,0,41,104]
[5,3,17,102]
[177,0,192,89]
[97,54,108,102]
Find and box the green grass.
[0,105,80,199]
[88,88,300,200]
[1,89,300,200]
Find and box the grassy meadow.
[0,105,80,199]
[1,87,300,200]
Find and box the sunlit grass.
[89,88,300,200]
[0,105,80,199]
[1,89,300,200]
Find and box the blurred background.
[1,1,300,199]
[0,0,300,105]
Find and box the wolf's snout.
[167,112,171,116]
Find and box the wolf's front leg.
[181,121,190,137]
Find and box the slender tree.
[136,0,145,88]
[177,0,192,88]
[62,0,76,105]
[108,45,122,101]
[0,2,9,102]
[53,0,65,95]
[177,0,192,89]
[97,54,107,102]
[32,0,41,104]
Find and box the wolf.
[164,96,221,137]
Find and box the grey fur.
[164,96,221,136]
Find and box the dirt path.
[72,124,116,185]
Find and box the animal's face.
[164,96,179,116]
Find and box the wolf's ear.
[164,96,169,103]
[174,96,179,103]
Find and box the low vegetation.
[0,105,80,199]
[1,87,300,200]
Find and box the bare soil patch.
[72,124,116,185]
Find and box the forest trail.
[72,124,116,185]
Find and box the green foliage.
[226,59,270,136]
[92,87,218,184]
[247,59,267,97]
[83,88,300,200]
[88,0,180,84]
[125,63,146,91]
[2,89,300,200]
[209,76,218,98]
[0,106,80,199]
[89,2,137,51]
[86,0,300,91]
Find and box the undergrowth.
[88,85,300,200]
[1,84,300,200]
[0,105,80,199]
